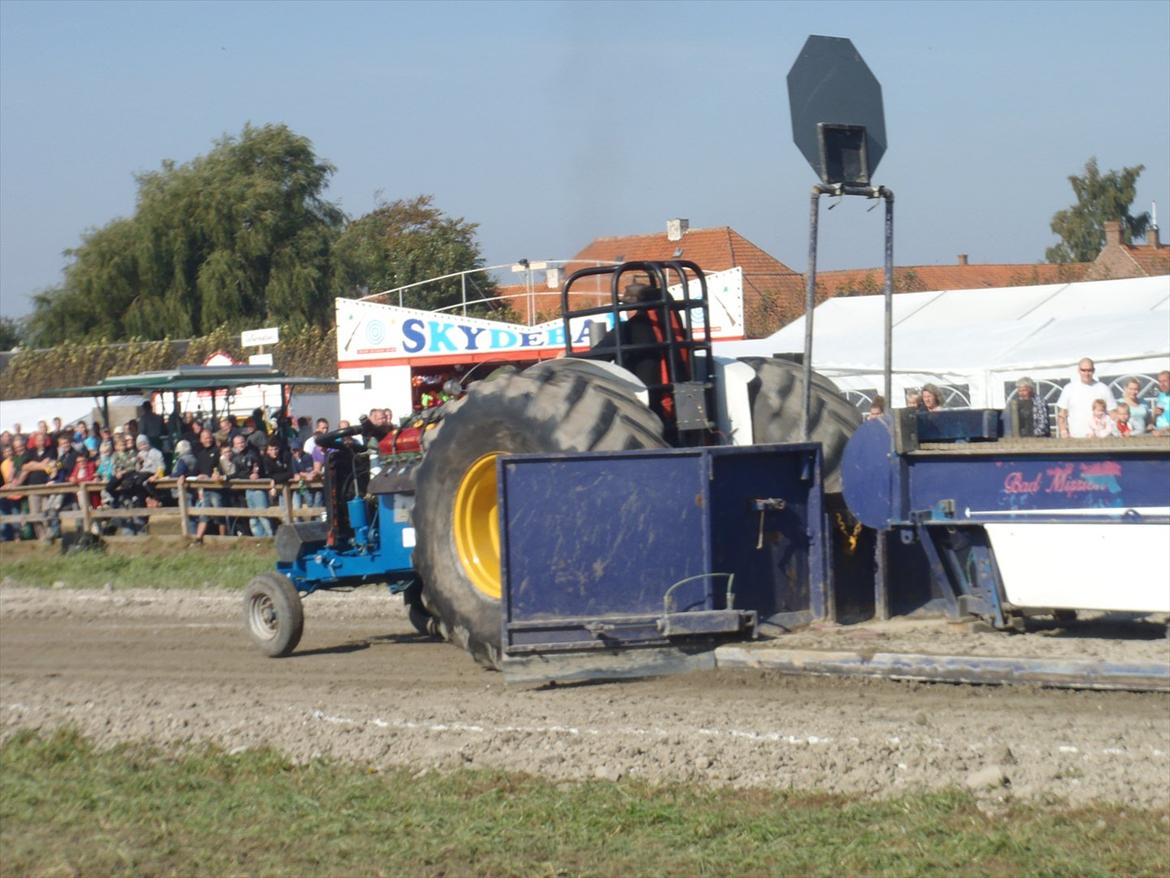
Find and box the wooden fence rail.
[0,478,326,538]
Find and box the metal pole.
[882,188,895,407]
[461,273,467,318]
[177,476,190,537]
[802,186,824,441]
[877,186,895,623]
[874,530,890,621]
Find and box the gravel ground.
[2,585,1168,808]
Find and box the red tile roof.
[571,226,795,275]
[1124,243,1170,276]
[818,262,1090,295]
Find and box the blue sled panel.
[499,444,826,661]
[843,417,1170,529]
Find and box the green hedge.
[0,325,337,400]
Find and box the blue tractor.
[243,421,431,657]
[243,260,861,664]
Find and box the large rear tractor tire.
[740,357,860,493]
[412,368,668,668]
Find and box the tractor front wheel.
[243,572,304,657]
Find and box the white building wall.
[339,364,412,425]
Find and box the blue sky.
[1,0,1167,320]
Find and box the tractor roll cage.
[559,260,714,385]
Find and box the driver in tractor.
[589,279,690,424]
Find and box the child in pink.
[1087,399,1119,438]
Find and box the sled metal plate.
[715,646,1170,692]
[503,644,718,686]
[659,609,758,638]
[498,444,827,682]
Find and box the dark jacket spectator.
[259,442,293,484]
[194,431,220,479]
[139,402,165,450]
[221,434,261,481]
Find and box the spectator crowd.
[891,363,1170,440]
[0,404,378,542]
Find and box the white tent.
[715,275,1170,408]
[0,395,143,434]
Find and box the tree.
[834,272,881,297]
[332,195,497,314]
[894,269,926,293]
[1046,158,1150,263]
[0,316,24,350]
[25,123,344,346]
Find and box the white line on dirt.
[302,708,1168,759]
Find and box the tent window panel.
[1105,373,1158,401]
[843,389,880,411]
[938,384,970,408]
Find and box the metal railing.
[356,259,624,322]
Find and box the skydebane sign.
[400,317,599,355]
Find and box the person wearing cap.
[135,435,165,478]
[168,439,199,531]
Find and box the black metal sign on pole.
[788,34,894,619]
[787,34,893,437]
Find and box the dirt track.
[1,586,1168,808]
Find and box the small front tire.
[244,572,304,657]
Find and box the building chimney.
[957,253,968,266]
[666,218,689,242]
[1103,220,1122,248]
[1147,226,1161,250]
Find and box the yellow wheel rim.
[453,452,502,600]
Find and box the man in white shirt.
[1056,358,1117,438]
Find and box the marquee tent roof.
[714,275,1170,408]
[717,275,1170,374]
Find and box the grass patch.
[2,728,1167,878]
[0,539,272,590]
